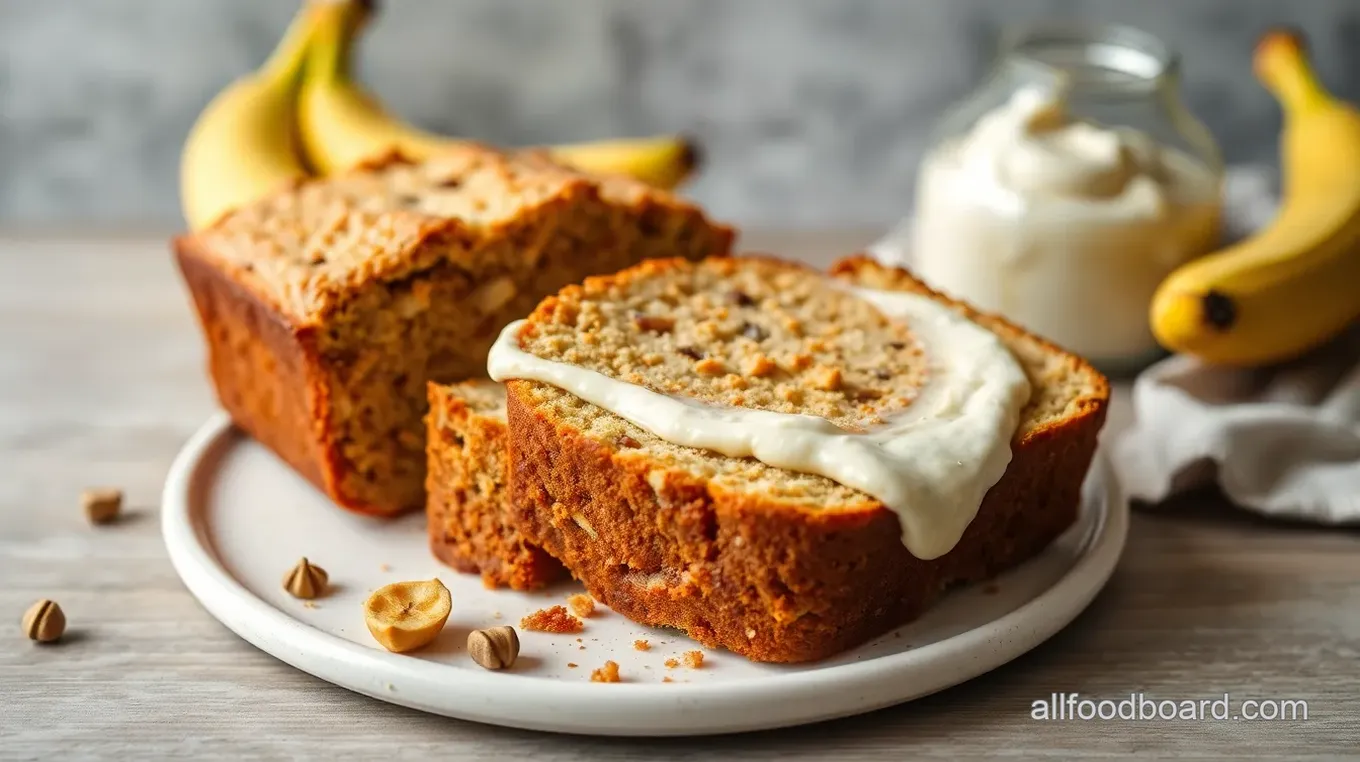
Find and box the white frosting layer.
[487,285,1031,560]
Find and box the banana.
[298,2,698,187]
[178,3,320,230]
[1150,29,1360,366]
[547,137,699,191]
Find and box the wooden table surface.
[2,233,1357,760]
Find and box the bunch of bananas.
[1151,29,1360,367]
[179,0,699,231]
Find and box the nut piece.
[467,626,519,670]
[82,488,123,525]
[22,599,65,643]
[809,365,843,392]
[742,354,777,378]
[363,579,452,653]
[631,312,676,334]
[282,558,328,600]
[694,357,726,376]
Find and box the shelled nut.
[82,488,123,524]
[22,599,65,643]
[467,626,519,670]
[282,558,329,600]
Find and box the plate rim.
[163,412,1128,736]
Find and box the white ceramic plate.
[162,413,1127,736]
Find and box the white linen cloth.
[1113,165,1360,523]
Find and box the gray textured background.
[3,0,1359,229]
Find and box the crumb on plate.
[634,639,650,651]
[683,650,704,668]
[590,660,621,683]
[664,658,679,669]
[520,605,583,633]
[567,593,595,618]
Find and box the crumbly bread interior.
[516,257,927,429]
[443,378,508,421]
[183,148,732,514]
[426,378,566,589]
[511,255,1107,510]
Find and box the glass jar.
[905,23,1224,376]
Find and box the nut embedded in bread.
[173,147,734,517]
[497,255,1108,662]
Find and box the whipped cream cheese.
[912,86,1221,368]
[487,284,1031,560]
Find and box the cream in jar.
[911,86,1221,368]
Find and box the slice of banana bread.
[495,255,1108,662]
[173,147,734,516]
[426,379,566,590]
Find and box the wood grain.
[1,234,1357,759]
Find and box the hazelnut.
[467,626,519,670]
[363,579,452,653]
[22,599,65,643]
[82,488,123,525]
[282,558,329,600]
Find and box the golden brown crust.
[174,240,338,503]
[174,147,735,516]
[425,382,566,589]
[503,255,1109,662]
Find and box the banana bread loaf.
[173,147,734,516]
[426,379,566,589]
[491,255,1108,662]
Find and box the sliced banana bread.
[173,147,734,516]
[492,255,1108,663]
[426,379,566,590]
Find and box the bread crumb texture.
[633,639,650,651]
[683,650,705,668]
[515,257,927,430]
[519,605,583,634]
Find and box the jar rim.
[997,22,1178,94]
